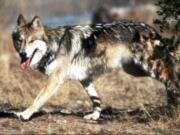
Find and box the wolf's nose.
[20,52,26,58]
[19,52,28,63]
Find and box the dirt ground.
[0,112,179,135]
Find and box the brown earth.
[0,114,180,135]
[0,33,179,134]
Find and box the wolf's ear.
[17,14,26,27]
[31,16,43,30]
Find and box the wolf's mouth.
[20,48,38,70]
[20,58,30,70]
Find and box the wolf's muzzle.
[19,51,27,64]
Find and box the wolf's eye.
[17,38,22,42]
[29,40,35,44]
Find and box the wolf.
[12,14,179,121]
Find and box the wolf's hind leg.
[81,79,102,120]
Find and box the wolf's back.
[89,20,160,44]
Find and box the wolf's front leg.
[81,79,102,120]
[15,70,65,121]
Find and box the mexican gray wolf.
[11,14,179,121]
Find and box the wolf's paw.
[14,111,32,121]
[84,111,100,120]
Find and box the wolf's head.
[12,14,47,70]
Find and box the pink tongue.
[20,58,30,70]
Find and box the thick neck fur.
[44,26,66,51]
[37,26,66,74]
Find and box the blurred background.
[0,0,158,30]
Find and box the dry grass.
[0,32,179,134]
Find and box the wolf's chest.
[44,60,58,75]
[66,65,88,80]
[43,59,88,80]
